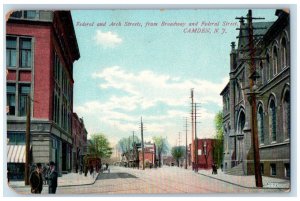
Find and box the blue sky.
[71,9,278,147]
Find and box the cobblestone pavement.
[6,165,290,195]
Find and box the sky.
[71,9,278,148]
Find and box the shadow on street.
[97,172,137,180]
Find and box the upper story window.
[266,53,271,81]
[269,99,277,142]
[6,36,32,69]
[281,37,288,68]
[272,46,279,75]
[6,37,17,67]
[259,61,264,85]
[18,84,31,116]
[10,11,38,20]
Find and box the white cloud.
[93,30,122,48]
[76,66,228,146]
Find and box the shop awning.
[7,145,26,163]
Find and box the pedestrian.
[29,163,43,194]
[46,161,58,194]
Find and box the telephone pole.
[190,89,195,170]
[185,117,188,169]
[25,95,31,185]
[236,9,264,187]
[194,103,198,172]
[140,117,145,170]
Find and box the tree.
[171,146,185,167]
[117,136,140,154]
[89,133,113,158]
[153,136,169,167]
[214,111,224,167]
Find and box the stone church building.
[220,10,290,179]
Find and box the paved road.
[53,166,285,195]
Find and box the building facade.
[6,10,80,178]
[71,113,88,173]
[220,10,290,179]
[138,143,156,168]
[190,138,219,170]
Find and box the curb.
[9,173,100,189]
[58,172,100,188]
[197,172,290,190]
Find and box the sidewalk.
[193,168,290,189]
[9,171,99,189]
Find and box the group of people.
[29,161,58,194]
[212,163,218,175]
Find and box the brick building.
[6,10,80,178]
[190,139,219,170]
[220,10,290,179]
[72,113,88,173]
[138,143,156,168]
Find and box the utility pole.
[140,117,145,170]
[185,117,188,169]
[132,131,135,169]
[190,89,195,170]
[247,9,263,188]
[178,132,181,146]
[236,9,264,187]
[25,95,31,185]
[194,103,198,172]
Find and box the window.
[269,99,277,142]
[273,46,278,75]
[285,163,290,178]
[266,53,271,81]
[6,36,32,69]
[257,105,264,144]
[198,149,202,156]
[6,37,17,67]
[7,132,25,145]
[283,90,290,140]
[10,11,38,20]
[203,141,207,155]
[20,38,32,68]
[11,11,22,18]
[18,84,31,116]
[259,61,264,85]
[24,11,37,19]
[270,164,276,176]
[7,84,16,115]
[281,37,288,68]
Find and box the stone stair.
[224,163,245,176]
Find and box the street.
[9,166,287,195]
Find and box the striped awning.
[7,145,26,163]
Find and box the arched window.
[257,105,264,144]
[273,46,279,75]
[281,37,288,68]
[266,53,271,81]
[283,90,290,140]
[260,61,264,85]
[269,99,277,142]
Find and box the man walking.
[29,163,43,194]
[46,161,58,194]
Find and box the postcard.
[4,8,291,195]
